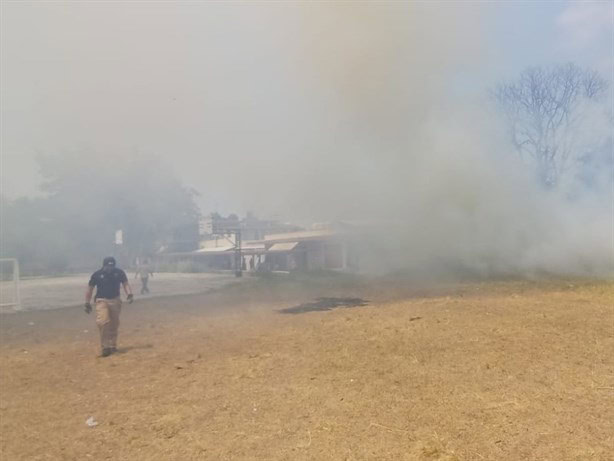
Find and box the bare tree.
[495,63,608,188]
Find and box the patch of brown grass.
[1,280,612,460]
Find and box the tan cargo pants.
[95,297,122,349]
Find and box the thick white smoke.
[228,4,612,277]
[2,3,610,277]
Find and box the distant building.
[198,213,302,244]
[159,215,361,273]
[262,222,362,272]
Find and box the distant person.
[84,257,134,357]
[135,259,154,294]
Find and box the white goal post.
[0,258,21,311]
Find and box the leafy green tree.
[1,152,200,273]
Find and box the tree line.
[1,152,199,274]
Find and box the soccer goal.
[0,258,21,311]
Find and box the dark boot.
[101,348,113,357]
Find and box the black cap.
[103,256,116,267]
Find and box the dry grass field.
[1,275,612,460]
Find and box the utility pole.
[210,215,242,278]
[233,229,242,278]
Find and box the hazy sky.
[1,1,612,216]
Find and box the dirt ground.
[0,275,612,460]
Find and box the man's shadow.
[114,344,153,354]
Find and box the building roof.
[195,246,234,253]
[242,242,266,250]
[267,242,299,252]
[264,229,336,243]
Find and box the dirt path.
[1,278,612,460]
[0,272,242,313]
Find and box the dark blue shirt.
[88,268,127,300]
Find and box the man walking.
[85,257,134,357]
[135,258,153,294]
